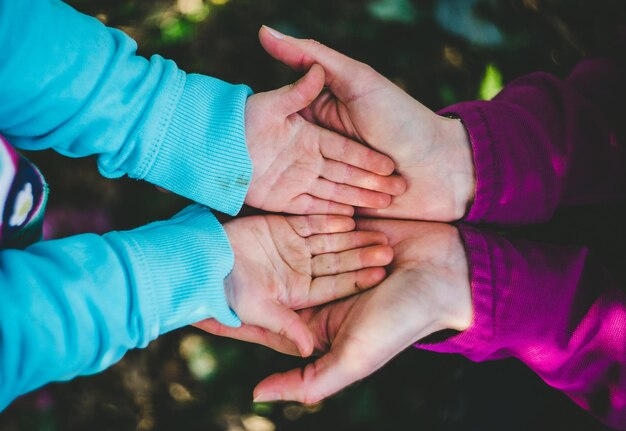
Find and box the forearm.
[441,55,626,225]
[0,0,252,215]
[0,205,239,410]
[416,226,626,429]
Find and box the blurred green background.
[1,0,625,430]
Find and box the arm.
[443,53,626,225]
[256,27,626,224]
[417,225,626,429]
[212,219,626,429]
[0,204,239,410]
[0,0,251,215]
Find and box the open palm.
[199,220,473,402]
[198,214,394,357]
[257,27,475,221]
[244,64,406,216]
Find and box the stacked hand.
[256,26,476,221]
[213,214,393,358]
[197,26,477,405]
[198,220,472,403]
[243,64,406,215]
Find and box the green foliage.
[160,17,197,43]
[478,63,503,100]
[367,0,418,24]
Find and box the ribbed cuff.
[439,104,501,224]
[104,204,240,340]
[414,225,495,359]
[142,74,253,216]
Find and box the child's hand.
[197,220,472,403]
[244,65,407,216]
[210,214,394,357]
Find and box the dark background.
[1,0,626,430]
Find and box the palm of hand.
[243,66,406,216]
[224,215,315,314]
[250,220,472,403]
[244,108,350,216]
[221,214,393,357]
[258,27,475,221]
[306,84,474,221]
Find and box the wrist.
[437,226,473,332]
[222,221,240,315]
[436,116,476,220]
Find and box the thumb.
[252,348,364,404]
[193,319,301,356]
[255,301,315,357]
[259,25,372,102]
[276,63,325,115]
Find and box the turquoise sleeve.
[0,205,240,411]
[0,0,252,215]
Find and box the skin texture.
[257,26,475,221]
[197,220,473,403]
[243,64,407,216]
[196,215,394,357]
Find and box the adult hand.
[212,214,394,357]
[244,64,406,216]
[198,220,473,403]
[257,27,475,221]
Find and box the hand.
[257,26,475,222]
[198,219,473,403]
[244,64,407,216]
[198,214,394,357]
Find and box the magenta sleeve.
[439,56,626,225]
[416,225,626,429]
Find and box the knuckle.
[305,38,322,48]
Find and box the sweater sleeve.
[416,225,626,429]
[440,54,626,225]
[0,204,240,411]
[0,0,252,216]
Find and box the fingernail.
[263,25,285,40]
[253,392,281,403]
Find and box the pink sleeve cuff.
[414,225,497,360]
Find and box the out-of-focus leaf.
[176,0,211,22]
[179,335,218,381]
[435,0,503,47]
[439,83,458,106]
[161,17,195,43]
[241,414,276,431]
[252,402,274,416]
[367,0,418,24]
[478,63,503,100]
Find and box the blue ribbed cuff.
[142,74,253,216]
[105,205,241,339]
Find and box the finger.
[288,194,355,216]
[258,302,315,357]
[306,231,388,255]
[259,26,373,103]
[321,159,406,196]
[356,206,426,222]
[253,350,363,404]
[319,133,395,176]
[193,319,300,356]
[286,215,355,237]
[310,178,391,209]
[307,268,387,306]
[276,63,326,115]
[311,245,393,277]
[355,218,446,247]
